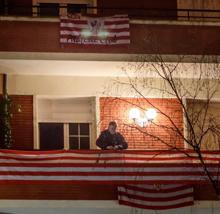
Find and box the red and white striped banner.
[118,184,194,210]
[60,15,130,45]
[0,150,219,184]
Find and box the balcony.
[0,149,219,201]
[0,1,219,60]
[0,6,220,56]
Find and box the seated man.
[96,121,128,150]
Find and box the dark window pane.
[67,4,87,14]
[69,123,78,135]
[9,0,32,16]
[39,123,64,150]
[39,3,59,17]
[80,137,90,150]
[69,137,79,149]
[80,123,89,135]
[0,0,4,15]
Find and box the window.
[67,4,87,14]
[0,0,5,15]
[39,123,64,150]
[0,0,32,16]
[69,123,90,150]
[39,122,91,150]
[36,97,95,150]
[187,100,220,150]
[33,1,97,17]
[38,3,59,17]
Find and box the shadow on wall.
[0,212,16,214]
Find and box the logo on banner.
[88,18,104,36]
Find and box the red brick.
[99,97,184,150]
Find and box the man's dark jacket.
[96,129,128,150]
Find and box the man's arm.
[96,131,109,149]
[116,133,128,149]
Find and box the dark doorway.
[39,123,64,150]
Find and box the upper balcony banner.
[60,14,130,45]
[0,149,219,184]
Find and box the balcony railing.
[0,5,220,21]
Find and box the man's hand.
[113,145,120,150]
[106,146,114,150]
[106,145,122,150]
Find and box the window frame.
[34,96,97,151]
[185,98,220,150]
[32,0,97,16]
[38,3,60,17]
[39,122,92,150]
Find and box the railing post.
[32,5,38,17]
[3,74,7,96]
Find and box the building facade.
[0,0,220,213]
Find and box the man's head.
[108,121,117,134]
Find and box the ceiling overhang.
[0,52,219,78]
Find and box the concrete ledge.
[0,200,219,208]
[1,16,220,26]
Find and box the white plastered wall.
[7,75,111,96]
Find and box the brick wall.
[0,21,220,55]
[99,97,184,149]
[0,182,217,200]
[10,95,33,150]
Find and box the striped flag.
[118,184,194,210]
[60,15,130,45]
[0,150,219,184]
